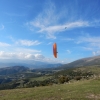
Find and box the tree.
[59,76,69,84]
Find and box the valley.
[0,56,100,99]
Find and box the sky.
[0,0,100,64]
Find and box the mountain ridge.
[61,55,100,69]
[0,59,62,69]
[0,66,29,75]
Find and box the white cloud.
[35,54,45,59]
[28,18,89,39]
[80,37,100,43]
[77,36,100,47]
[0,25,4,30]
[38,21,88,33]
[82,47,93,51]
[26,0,100,39]
[0,51,44,60]
[24,54,35,59]
[16,40,41,46]
[15,48,41,53]
[47,42,53,45]
[66,50,71,54]
[0,50,70,64]
[76,36,100,56]
[8,36,15,42]
[0,42,11,47]
[0,51,17,59]
[8,37,42,46]
[92,51,100,56]
[0,50,68,64]
[92,51,96,56]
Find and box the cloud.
[16,40,41,46]
[66,50,71,54]
[0,51,44,60]
[38,21,89,33]
[47,42,53,45]
[0,42,11,47]
[82,47,93,51]
[61,38,74,41]
[8,37,42,46]
[77,36,100,47]
[0,25,4,30]
[8,36,15,42]
[26,1,100,39]
[92,51,100,56]
[0,51,17,59]
[76,36,100,56]
[37,20,99,39]
[0,49,70,64]
[0,50,67,63]
[15,48,41,53]
[27,17,89,39]
[24,54,35,59]
[35,54,45,59]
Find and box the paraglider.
[53,43,58,58]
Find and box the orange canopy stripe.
[53,43,57,58]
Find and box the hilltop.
[60,55,100,69]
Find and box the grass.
[76,66,100,74]
[30,75,52,81]
[0,78,100,100]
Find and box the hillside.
[0,65,100,90]
[61,55,100,69]
[0,79,100,100]
[0,55,100,90]
[0,66,29,75]
[0,58,100,100]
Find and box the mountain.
[61,55,100,69]
[1,55,100,70]
[0,59,63,69]
[0,66,29,75]
[0,56,100,90]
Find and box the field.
[30,75,52,81]
[0,78,100,100]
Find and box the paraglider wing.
[53,43,57,58]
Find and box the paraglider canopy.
[53,43,57,58]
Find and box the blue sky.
[0,0,100,64]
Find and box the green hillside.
[56,65,100,75]
[0,79,100,100]
[0,65,100,90]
